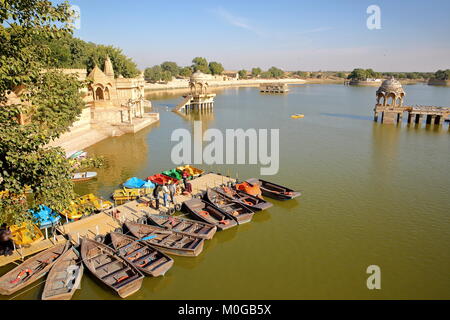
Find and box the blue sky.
[68,0,450,72]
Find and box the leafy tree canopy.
[209,62,224,75]
[268,67,284,78]
[251,67,262,77]
[191,57,210,74]
[0,0,87,225]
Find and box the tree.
[179,66,193,78]
[336,72,347,78]
[268,67,284,78]
[347,68,368,80]
[160,61,179,78]
[192,57,210,73]
[0,0,87,225]
[260,71,272,79]
[238,70,247,79]
[144,65,163,82]
[209,62,224,75]
[251,67,262,78]
[434,69,450,80]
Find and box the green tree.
[144,66,163,82]
[260,71,272,79]
[179,66,193,78]
[192,57,210,73]
[238,69,248,79]
[347,68,367,80]
[0,0,86,225]
[160,61,180,78]
[434,69,450,80]
[209,62,224,75]
[336,72,347,78]
[268,67,284,78]
[251,67,262,78]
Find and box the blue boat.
[123,177,155,189]
[31,205,61,229]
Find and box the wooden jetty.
[260,83,289,93]
[0,235,67,267]
[57,212,121,246]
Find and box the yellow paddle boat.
[10,223,44,247]
[61,201,84,221]
[176,165,204,179]
[291,114,305,119]
[112,188,152,204]
[78,193,113,211]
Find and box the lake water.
[3,84,450,300]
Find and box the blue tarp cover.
[123,177,155,189]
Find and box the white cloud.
[212,7,262,36]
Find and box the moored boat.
[161,169,183,181]
[30,205,61,229]
[147,174,179,185]
[147,214,217,239]
[110,232,174,277]
[125,221,204,257]
[42,246,84,300]
[176,165,204,179]
[10,223,44,247]
[183,198,238,231]
[215,186,273,211]
[245,178,301,200]
[78,193,113,211]
[204,188,255,224]
[81,238,144,298]
[0,242,68,296]
[72,172,97,182]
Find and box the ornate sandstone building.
[49,57,159,151]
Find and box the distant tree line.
[36,34,140,78]
[432,69,450,80]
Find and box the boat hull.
[183,199,238,231]
[147,215,217,240]
[246,178,301,201]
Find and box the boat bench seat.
[124,246,148,259]
[113,274,141,289]
[101,266,128,280]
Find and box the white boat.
[71,172,97,182]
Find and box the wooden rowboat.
[215,186,273,211]
[0,242,68,296]
[42,246,84,300]
[204,188,255,224]
[246,178,301,200]
[147,215,217,240]
[110,232,174,277]
[183,199,238,231]
[125,221,204,257]
[81,238,144,298]
[72,172,97,182]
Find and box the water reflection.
[321,113,373,121]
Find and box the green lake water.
[3,84,450,300]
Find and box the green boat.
[162,169,183,180]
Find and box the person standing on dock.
[168,181,176,204]
[182,170,189,189]
[153,184,162,210]
[162,183,170,207]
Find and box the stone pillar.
[434,116,443,125]
[408,113,415,124]
[415,114,423,125]
[382,111,397,124]
[398,112,403,123]
[426,115,433,124]
[374,112,378,122]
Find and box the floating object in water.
[110,232,174,277]
[183,199,238,231]
[123,177,155,189]
[0,242,68,295]
[215,186,273,211]
[41,246,83,300]
[81,238,144,299]
[72,172,97,182]
[245,178,301,200]
[204,188,254,224]
[147,215,217,240]
[30,205,61,229]
[66,150,87,160]
[147,174,179,185]
[125,221,205,257]
[10,223,44,246]
[78,193,113,211]
[291,114,304,119]
[176,165,204,179]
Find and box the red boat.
[147,174,179,185]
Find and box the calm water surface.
[3,84,450,300]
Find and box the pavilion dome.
[377,77,405,95]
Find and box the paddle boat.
[10,223,44,247]
[78,193,113,211]
[176,165,204,179]
[30,205,61,229]
[71,172,97,182]
[291,114,304,119]
[112,188,152,204]
[66,150,87,160]
[123,177,155,190]
[162,169,183,181]
[147,174,179,185]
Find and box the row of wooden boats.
[0,172,301,299]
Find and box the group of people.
[150,171,193,210]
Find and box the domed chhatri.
[190,70,210,82]
[376,77,405,107]
[189,71,210,95]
